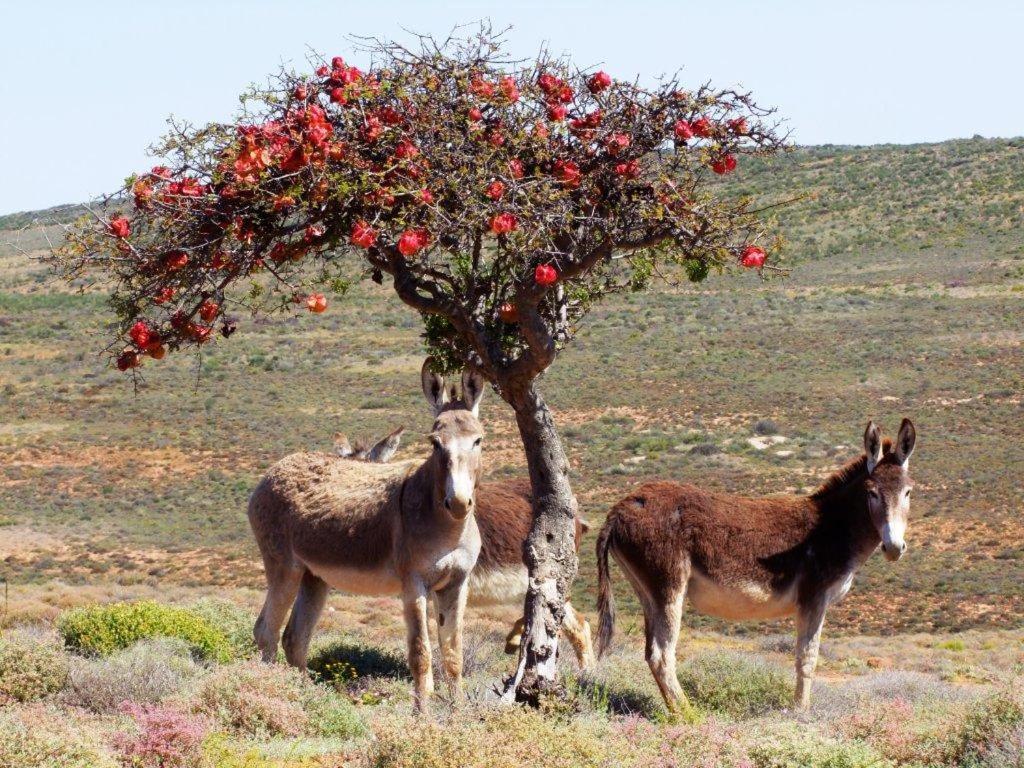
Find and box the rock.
[748,435,787,450]
[689,443,721,456]
[775,450,794,458]
[624,455,646,465]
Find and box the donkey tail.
[595,518,617,659]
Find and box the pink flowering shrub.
[113,702,208,768]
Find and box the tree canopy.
[52,26,786,386]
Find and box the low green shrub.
[677,651,791,718]
[57,601,233,662]
[748,726,895,768]
[308,637,408,686]
[193,660,363,740]
[188,598,258,660]
[0,629,69,703]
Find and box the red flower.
[145,341,166,360]
[109,216,131,238]
[588,71,612,93]
[316,65,329,77]
[485,180,505,200]
[534,263,558,286]
[499,76,520,103]
[305,224,325,243]
[199,300,219,322]
[673,120,694,141]
[306,293,328,313]
[418,189,435,205]
[470,76,495,98]
[165,251,189,271]
[394,139,419,160]
[273,194,296,211]
[538,72,560,95]
[553,159,581,187]
[691,116,712,137]
[362,116,383,142]
[728,117,749,135]
[509,159,525,179]
[329,87,347,105]
[398,229,429,256]
[129,321,151,348]
[350,220,377,248]
[605,133,630,156]
[190,323,213,344]
[116,348,141,371]
[468,107,483,122]
[151,166,172,179]
[153,287,174,305]
[614,160,640,179]
[489,212,518,235]
[331,56,345,70]
[294,84,308,100]
[547,104,567,122]
[741,245,767,268]
[711,154,737,175]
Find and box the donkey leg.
[403,580,434,713]
[282,570,329,669]
[435,577,469,698]
[254,564,303,663]
[504,616,526,655]
[795,601,827,708]
[644,588,689,717]
[562,602,596,671]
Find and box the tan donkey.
[248,361,486,712]
[336,430,595,670]
[596,419,917,714]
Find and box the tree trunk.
[499,380,579,704]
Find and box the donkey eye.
[431,438,442,452]
[473,437,482,448]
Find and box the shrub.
[370,707,612,768]
[188,598,258,660]
[946,684,1024,767]
[308,638,408,686]
[112,702,208,768]
[677,651,791,718]
[0,628,69,703]
[747,725,895,768]
[0,706,116,768]
[62,637,202,713]
[192,660,363,739]
[57,601,232,662]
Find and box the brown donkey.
[596,419,917,713]
[248,362,486,712]
[335,429,595,670]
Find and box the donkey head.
[421,359,486,520]
[863,418,917,562]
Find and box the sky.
[1,0,1021,214]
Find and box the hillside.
[1,137,1022,636]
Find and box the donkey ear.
[894,418,916,468]
[864,421,884,473]
[334,433,354,458]
[421,359,449,416]
[366,426,404,463]
[461,368,486,417]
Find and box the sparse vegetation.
[3,136,1023,763]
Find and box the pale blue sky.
[1,0,1021,214]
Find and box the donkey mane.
[811,439,894,499]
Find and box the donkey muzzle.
[881,540,907,562]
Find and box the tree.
[51,25,786,701]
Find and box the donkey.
[335,428,595,670]
[248,361,486,712]
[595,419,917,713]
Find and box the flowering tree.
[52,27,786,701]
